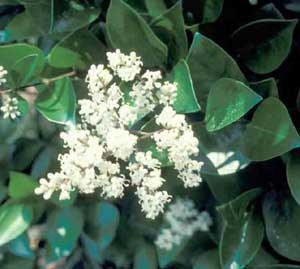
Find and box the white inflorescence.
[35,50,204,219]
[0,66,7,86]
[0,94,21,120]
[155,198,213,250]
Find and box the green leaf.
[239,97,300,161]
[169,59,200,113]
[231,19,298,74]
[192,122,250,176]
[287,153,300,206]
[284,1,300,12]
[0,203,33,246]
[86,202,120,251]
[187,33,246,109]
[250,78,279,99]
[46,207,83,259]
[48,29,107,69]
[107,0,168,67]
[217,188,262,226]
[247,248,277,267]
[9,233,35,259]
[145,0,167,17]
[9,171,38,199]
[220,212,264,269]
[0,43,45,86]
[263,190,300,262]
[205,78,262,132]
[10,54,42,87]
[151,1,188,63]
[134,242,158,269]
[193,248,221,269]
[199,0,224,23]
[35,77,76,124]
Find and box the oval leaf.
[107,0,168,67]
[205,78,262,132]
[287,153,300,206]
[239,97,300,161]
[9,171,38,199]
[232,19,298,74]
[0,204,33,246]
[35,77,76,124]
[187,33,246,109]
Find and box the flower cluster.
[0,94,21,120]
[155,198,212,250]
[0,66,7,86]
[35,50,204,219]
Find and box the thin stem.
[0,70,77,95]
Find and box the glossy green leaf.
[187,33,246,109]
[10,54,42,87]
[220,212,264,269]
[217,188,262,226]
[247,248,277,267]
[151,1,188,63]
[250,78,279,99]
[169,59,200,113]
[107,0,168,67]
[0,204,33,246]
[46,207,83,259]
[287,153,300,206]
[8,171,38,199]
[48,29,107,69]
[231,19,298,74]
[86,202,120,251]
[193,248,221,269]
[284,0,300,12]
[199,0,224,23]
[0,43,45,86]
[263,190,300,262]
[35,77,76,124]
[205,78,262,132]
[134,242,158,269]
[239,97,300,161]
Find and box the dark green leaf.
[151,1,188,63]
[0,203,33,246]
[250,78,279,99]
[187,33,246,109]
[46,207,83,259]
[220,212,264,269]
[199,0,224,23]
[263,190,300,262]
[145,0,167,17]
[287,153,300,206]
[239,97,300,161]
[232,19,298,74]
[107,0,168,67]
[35,77,76,124]
[86,202,120,251]
[205,78,262,132]
[9,171,38,199]
[217,188,262,226]
[48,29,107,69]
[169,59,200,113]
[134,242,158,269]
[9,233,35,259]
[193,248,221,269]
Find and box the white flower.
[157,82,177,105]
[106,128,137,160]
[0,66,7,86]
[85,64,112,93]
[0,94,21,120]
[35,50,205,219]
[107,49,143,81]
[155,198,212,250]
